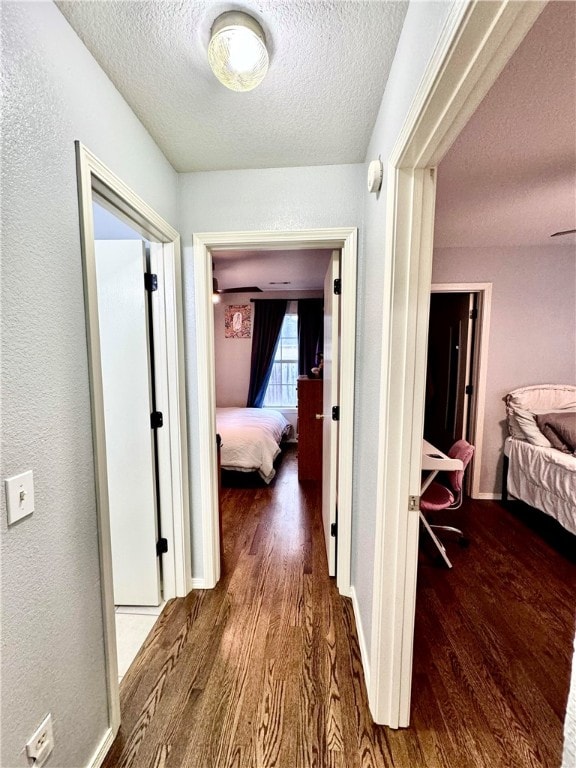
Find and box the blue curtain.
[298,299,323,376]
[246,300,288,407]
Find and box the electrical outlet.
[26,713,54,767]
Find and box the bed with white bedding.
[216,407,291,483]
[503,385,576,536]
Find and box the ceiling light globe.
[208,12,269,92]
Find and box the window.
[263,313,298,407]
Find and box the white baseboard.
[349,585,371,693]
[190,577,209,589]
[474,492,502,500]
[86,727,115,768]
[339,584,352,599]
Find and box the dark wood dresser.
[297,376,323,481]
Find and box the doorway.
[75,143,191,736]
[192,228,357,596]
[369,1,543,728]
[214,247,342,576]
[93,204,163,608]
[92,202,170,685]
[424,292,476,450]
[426,284,492,498]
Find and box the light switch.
[5,470,35,525]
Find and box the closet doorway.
[76,142,191,735]
[93,203,170,686]
[93,205,162,608]
[428,283,492,498]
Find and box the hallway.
[104,447,376,767]
[103,447,575,767]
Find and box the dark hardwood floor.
[103,446,575,767]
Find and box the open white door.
[322,250,340,576]
[95,240,161,606]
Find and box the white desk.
[420,439,463,568]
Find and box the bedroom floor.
[102,446,576,768]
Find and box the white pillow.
[506,407,527,440]
[506,384,576,412]
[511,408,552,447]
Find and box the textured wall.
[432,245,576,495]
[353,0,453,658]
[178,164,364,575]
[0,3,177,766]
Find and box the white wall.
[1,3,178,766]
[353,0,454,658]
[214,299,253,407]
[179,164,364,576]
[432,245,576,495]
[93,201,143,240]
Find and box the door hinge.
[144,272,158,292]
[330,522,337,537]
[333,278,341,295]
[409,495,420,511]
[465,384,474,395]
[150,411,164,429]
[469,307,478,320]
[332,405,340,421]
[156,537,168,556]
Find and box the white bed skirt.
[507,438,576,536]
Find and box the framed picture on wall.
[224,304,252,338]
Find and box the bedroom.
[417,3,575,763]
[430,0,575,507]
[209,244,346,574]
[211,246,331,483]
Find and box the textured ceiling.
[56,0,408,172]
[435,1,576,249]
[212,248,332,292]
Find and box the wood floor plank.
[103,448,575,768]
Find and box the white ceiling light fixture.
[208,11,269,92]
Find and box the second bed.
[216,407,291,484]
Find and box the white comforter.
[216,407,290,483]
[507,437,576,535]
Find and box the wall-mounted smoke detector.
[367,158,383,193]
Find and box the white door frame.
[369,0,545,727]
[75,143,192,736]
[430,283,493,500]
[192,228,357,596]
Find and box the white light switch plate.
[5,470,35,525]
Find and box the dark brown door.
[424,292,475,452]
